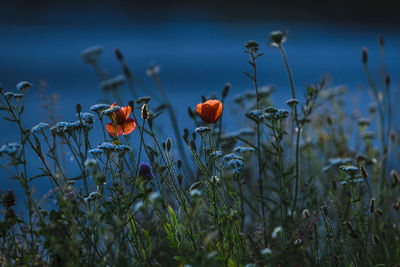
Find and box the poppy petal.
[122,118,136,135]
[196,100,223,124]
[120,106,132,120]
[106,122,123,137]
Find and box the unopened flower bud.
[192,132,196,141]
[201,95,207,102]
[190,140,196,151]
[128,100,134,110]
[375,208,383,216]
[222,83,231,98]
[177,160,182,169]
[346,221,355,231]
[378,36,384,47]
[385,74,390,87]
[114,48,124,62]
[392,201,400,211]
[166,137,172,151]
[360,166,368,179]
[123,64,132,78]
[362,47,368,64]
[183,129,189,142]
[391,170,399,187]
[369,198,375,213]
[147,117,153,129]
[76,103,81,114]
[188,107,195,118]
[177,174,183,186]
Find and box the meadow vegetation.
[0,31,399,266]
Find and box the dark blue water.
[1,22,399,211]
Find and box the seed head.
[369,198,375,213]
[141,104,149,120]
[244,40,259,52]
[372,234,380,244]
[302,209,310,218]
[269,31,287,47]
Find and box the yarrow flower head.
[31,122,49,134]
[81,46,103,64]
[88,148,103,155]
[228,159,244,173]
[139,162,154,180]
[233,146,255,155]
[97,142,118,153]
[100,75,125,92]
[0,143,22,157]
[104,103,136,137]
[50,122,73,135]
[196,99,223,124]
[90,104,109,115]
[16,81,32,93]
[195,126,210,134]
[77,112,95,128]
[4,92,15,99]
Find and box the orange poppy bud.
[196,99,223,124]
[105,103,136,137]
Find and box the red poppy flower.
[105,103,136,137]
[196,99,223,124]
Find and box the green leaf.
[168,205,178,227]
[173,256,191,264]
[141,228,152,251]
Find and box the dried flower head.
[81,46,103,64]
[141,104,149,120]
[2,190,16,208]
[269,30,287,47]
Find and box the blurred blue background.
[1,0,399,210]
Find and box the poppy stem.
[245,44,268,246]
[149,73,194,178]
[278,44,301,215]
